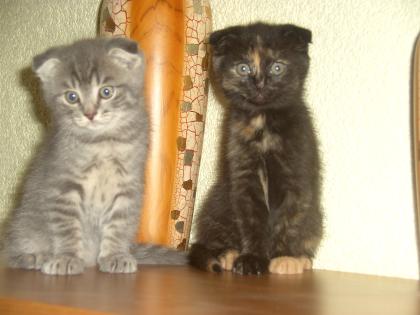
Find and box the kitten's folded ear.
[280,24,312,52]
[209,27,240,54]
[209,29,230,46]
[107,38,143,69]
[32,49,61,82]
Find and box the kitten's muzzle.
[250,92,266,105]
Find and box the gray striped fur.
[2,38,186,275]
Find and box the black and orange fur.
[189,23,323,275]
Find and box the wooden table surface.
[0,266,419,315]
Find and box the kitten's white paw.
[269,256,312,275]
[41,255,85,275]
[219,250,240,271]
[98,253,137,273]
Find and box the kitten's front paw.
[269,256,312,274]
[41,255,85,275]
[98,253,137,273]
[219,250,240,271]
[232,254,269,275]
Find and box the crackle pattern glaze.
[99,0,211,249]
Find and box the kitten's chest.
[236,114,282,153]
[79,144,133,211]
[232,114,287,210]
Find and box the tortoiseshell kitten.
[189,23,323,275]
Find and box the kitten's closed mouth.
[250,94,266,105]
[74,117,104,128]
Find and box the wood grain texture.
[0,297,110,315]
[0,267,419,315]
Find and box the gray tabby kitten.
[3,38,185,275]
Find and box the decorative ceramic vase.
[98,0,212,250]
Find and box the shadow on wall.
[0,67,51,242]
[14,66,51,206]
[409,32,420,278]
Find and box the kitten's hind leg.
[8,253,50,270]
[269,256,312,275]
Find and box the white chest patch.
[250,114,266,130]
[81,144,131,213]
[257,166,269,210]
[83,158,124,211]
[257,130,281,153]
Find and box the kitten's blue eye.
[65,91,79,104]
[99,86,114,99]
[270,62,286,76]
[236,63,251,76]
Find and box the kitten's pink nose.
[84,110,97,121]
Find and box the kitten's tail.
[188,243,222,272]
[131,244,187,265]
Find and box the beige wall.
[194,0,420,279]
[1,0,420,279]
[0,0,99,221]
